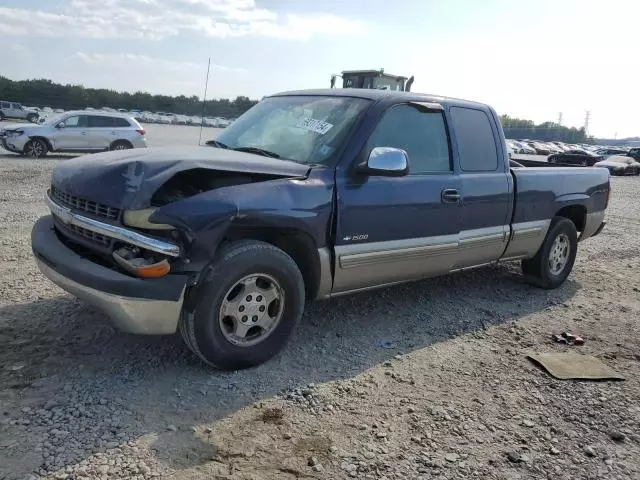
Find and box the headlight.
[122,208,175,230]
[5,130,23,137]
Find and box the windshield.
[213,96,370,165]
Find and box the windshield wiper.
[205,140,229,149]
[232,146,281,159]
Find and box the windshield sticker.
[295,117,333,135]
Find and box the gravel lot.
[0,131,638,480]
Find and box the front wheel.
[23,138,48,158]
[522,216,578,289]
[27,114,39,123]
[180,240,305,370]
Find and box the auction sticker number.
[296,117,333,135]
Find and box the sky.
[2,0,638,138]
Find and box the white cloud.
[7,44,30,55]
[0,1,366,40]
[74,52,244,72]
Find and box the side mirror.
[56,123,65,129]
[358,147,409,176]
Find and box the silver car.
[0,111,147,157]
[0,101,40,123]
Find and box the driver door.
[51,115,89,150]
[333,103,462,293]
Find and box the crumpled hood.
[1,122,35,132]
[51,146,311,210]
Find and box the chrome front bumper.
[45,191,181,257]
[32,216,188,334]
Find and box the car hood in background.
[594,155,638,168]
[51,146,312,210]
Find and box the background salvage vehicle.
[0,100,39,123]
[0,111,146,157]
[31,89,610,370]
[593,155,640,175]
[547,149,600,167]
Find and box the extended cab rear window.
[450,107,499,172]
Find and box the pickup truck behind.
[31,89,609,369]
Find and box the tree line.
[499,115,593,144]
[0,77,598,141]
[0,77,258,118]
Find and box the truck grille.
[65,223,111,247]
[52,215,113,251]
[50,185,121,220]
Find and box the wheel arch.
[110,139,134,149]
[216,225,327,301]
[554,204,586,232]
[28,135,53,151]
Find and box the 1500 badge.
[343,234,369,242]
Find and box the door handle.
[81,132,87,135]
[441,189,461,203]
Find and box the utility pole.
[584,111,591,136]
[198,57,211,146]
[557,112,563,126]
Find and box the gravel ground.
[0,151,638,480]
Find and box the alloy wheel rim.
[28,141,43,157]
[548,233,570,275]
[218,273,284,347]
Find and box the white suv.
[0,111,147,157]
[0,101,40,123]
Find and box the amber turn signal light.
[134,259,171,278]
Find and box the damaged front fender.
[151,167,335,264]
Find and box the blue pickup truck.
[31,89,609,369]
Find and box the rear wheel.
[110,140,132,151]
[23,138,48,158]
[522,216,578,289]
[180,240,305,370]
[0,111,5,121]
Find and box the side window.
[366,104,451,173]
[0,102,9,109]
[112,117,131,127]
[61,116,80,128]
[11,103,22,109]
[61,116,88,128]
[450,107,499,172]
[89,116,115,127]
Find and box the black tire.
[180,240,305,370]
[522,216,578,289]
[110,140,133,151]
[580,159,587,167]
[27,113,38,123]
[23,138,48,158]
[0,111,5,121]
